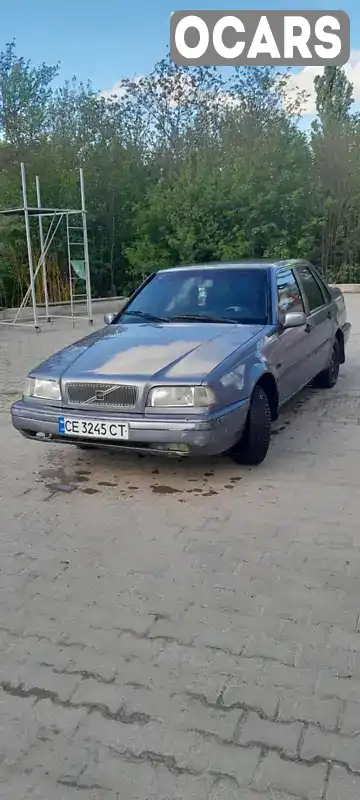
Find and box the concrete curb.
[335,285,360,293]
[0,296,126,322]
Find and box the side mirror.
[282,311,307,329]
[104,312,115,326]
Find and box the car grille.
[66,382,138,407]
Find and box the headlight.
[147,386,215,408]
[23,377,61,401]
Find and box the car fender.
[245,360,279,420]
[247,360,272,387]
[217,354,278,408]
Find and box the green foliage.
[0,40,58,144]
[313,66,354,131]
[0,42,359,308]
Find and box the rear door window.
[296,265,326,313]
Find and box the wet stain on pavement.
[151,485,181,494]
[46,483,77,494]
[36,456,243,502]
[39,466,71,482]
[37,464,94,496]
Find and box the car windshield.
[116,268,269,325]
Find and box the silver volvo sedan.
[11,260,351,465]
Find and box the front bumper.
[11,399,250,458]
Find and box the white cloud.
[101,51,360,119]
[100,76,143,101]
[100,73,196,107]
[285,50,360,117]
[100,74,245,116]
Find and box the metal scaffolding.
[0,162,93,331]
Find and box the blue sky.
[1,0,359,115]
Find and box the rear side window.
[276,268,304,314]
[309,265,332,303]
[296,265,325,312]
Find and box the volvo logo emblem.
[96,390,105,401]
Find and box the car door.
[268,267,310,403]
[294,263,333,382]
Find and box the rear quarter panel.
[330,285,347,328]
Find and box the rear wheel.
[230,384,271,466]
[314,339,340,389]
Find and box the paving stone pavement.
[1,298,360,799]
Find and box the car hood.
[32,321,264,383]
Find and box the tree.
[313,66,354,130]
[1,41,360,309]
[0,40,58,144]
[311,66,360,280]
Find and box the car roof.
[159,259,307,273]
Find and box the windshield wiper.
[123,310,170,323]
[167,313,237,324]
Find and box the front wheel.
[230,385,271,466]
[313,339,340,389]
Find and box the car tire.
[230,384,271,466]
[313,338,340,389]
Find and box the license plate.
[58,417,129,440]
